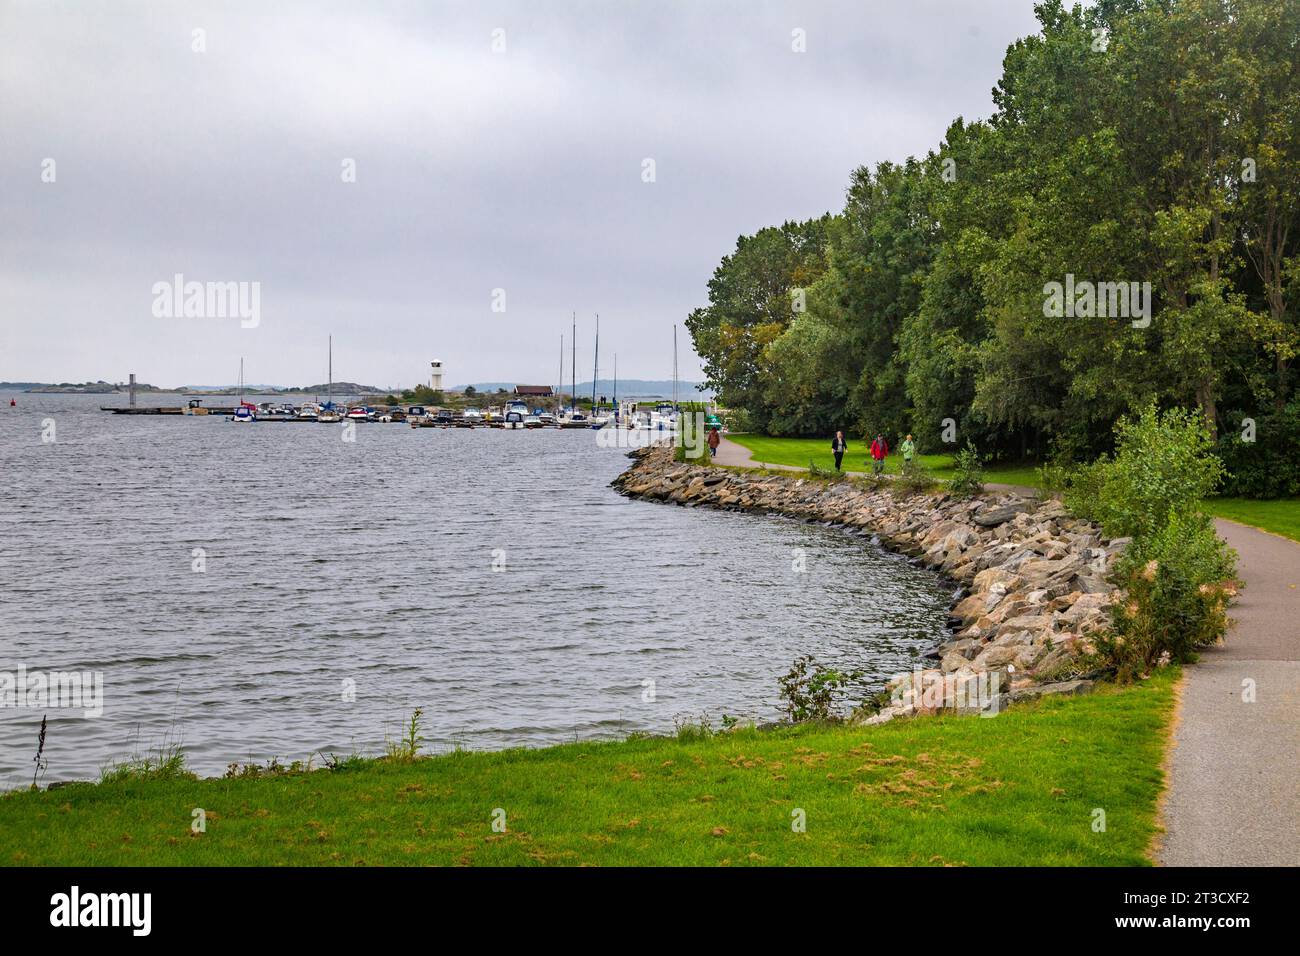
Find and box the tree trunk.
[1196,379,1219,441]
[1278,350,1290,412]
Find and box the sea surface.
[0,392,953,783]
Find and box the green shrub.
[895,458,937,496]
[1064,404,1225,539]
[725,408,758,434]
[673,714,716,741]
[1057,405,1236,681]
[1035,461,1072,499]
[1061,457,1109,520]
[808,460,845,481]
[854,474,888,493]
[853,686,894,718]
[778,656,864,723]
[1215,401,1300,499]
[948,443,985,499]
[1100,511,1238,680]
[675,434,709,463]
[384,708,425,762]
[99,742,194,784]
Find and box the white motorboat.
[650,402,678,432]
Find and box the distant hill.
[180,383,389,394]
[459,379,711,398]
[16,381,173,394]
[6,381,391,394]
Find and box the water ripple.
[0,393,952,782]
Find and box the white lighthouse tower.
[430,360,443,392]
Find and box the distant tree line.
[686,0,1299,481]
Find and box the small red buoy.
[8,398,14,406]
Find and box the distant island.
[184,382,391,396]
[3,380,392,396]
[460,379,711,399]
[4,378,711,399]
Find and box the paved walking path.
[718,436,1299,865]
[1157,519,1300,866]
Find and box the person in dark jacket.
[831,431,847,471]
[706,425,721,458]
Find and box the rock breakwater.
[612,447,1126,723]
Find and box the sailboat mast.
[571,313,576,416]
[558,334,564,414]
[592,314,599,411]
[673,325,678,409]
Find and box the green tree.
[685,216,835,433]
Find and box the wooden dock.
[101,406,238,415]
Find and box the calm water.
[0,392,952,783]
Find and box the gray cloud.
[0,0,1040,388]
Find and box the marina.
[95,324,711,430]
[100,399,697,429]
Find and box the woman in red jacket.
[869,434,888,475]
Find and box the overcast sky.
[1,0,1041,389]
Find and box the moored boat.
[228,359,255,422]
[559,412,590,429]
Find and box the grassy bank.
[726,435,1041,487]
[1202,497,1300,544]
[726,436,1300,542]
[0,671,1177,866]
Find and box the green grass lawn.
[726,437,1300,540]
[0,671,1176,866]
[1202,497,1300,543]
[727,435,1041,488]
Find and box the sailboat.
[559,313,589,427]
[230,358,255,422]
[590,315,610,428]
[317,336,341,423]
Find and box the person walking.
[831,430,847,471]
[707,425,721,459]
[869,433,889,475]
[901,433,916,465]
